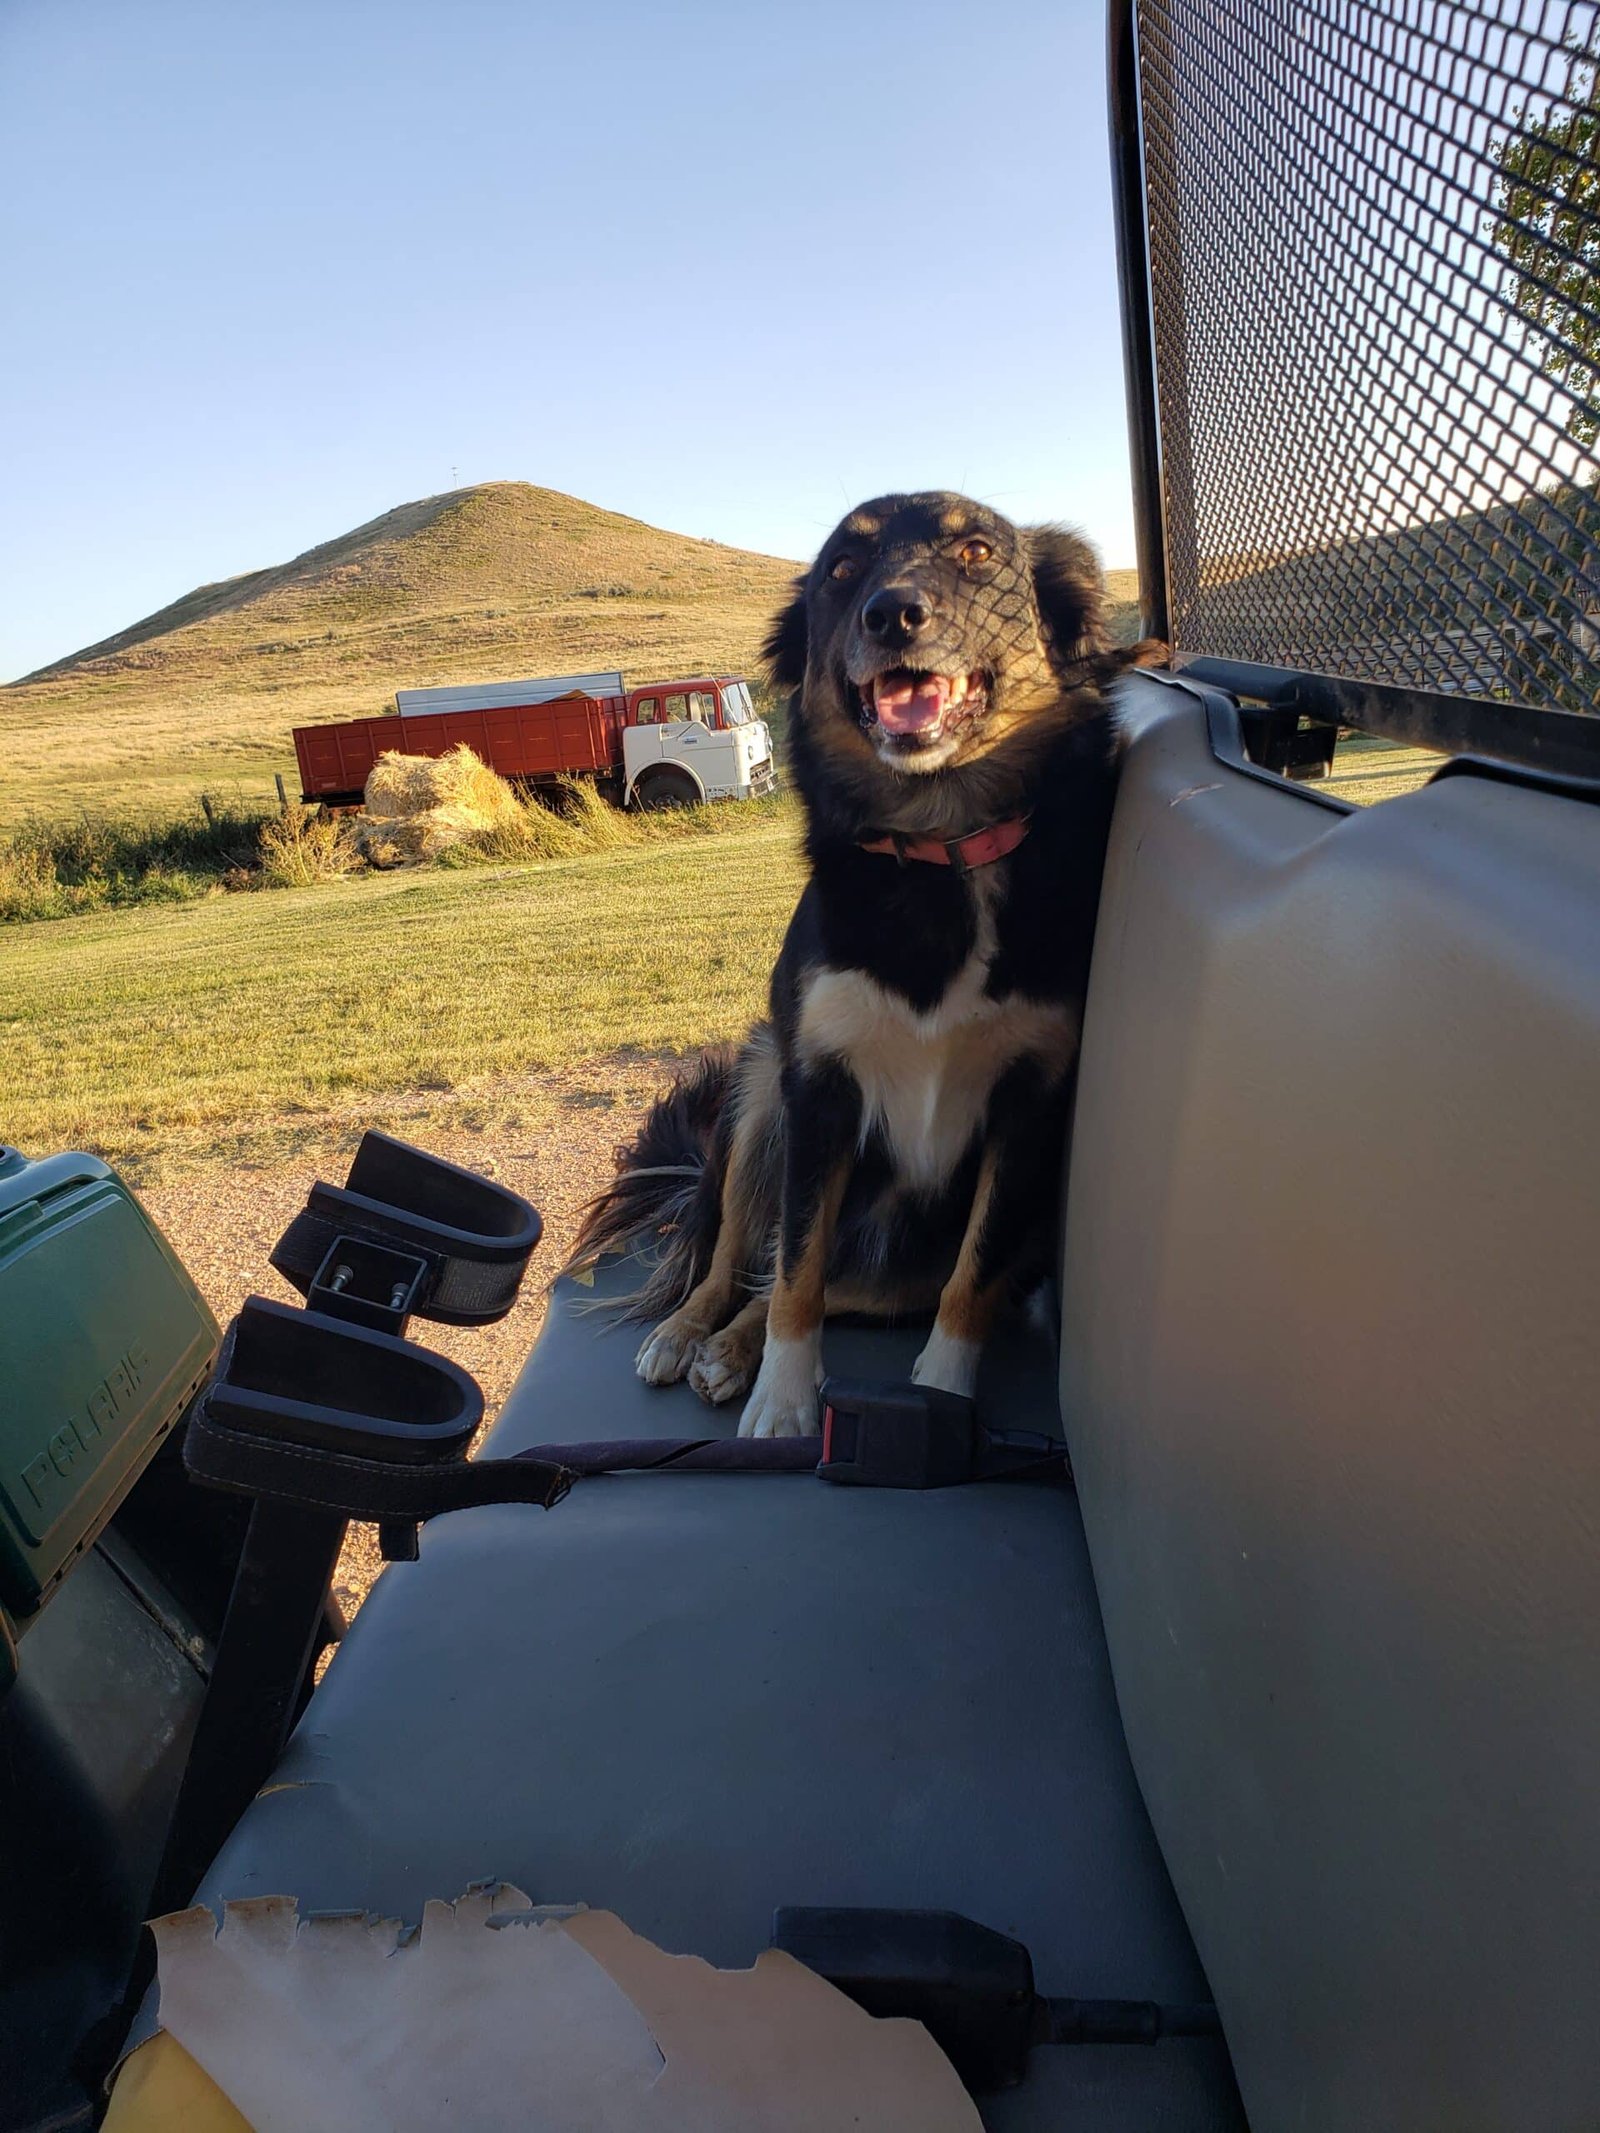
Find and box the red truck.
[291,672,774,810]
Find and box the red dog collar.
[858,815,1030,870]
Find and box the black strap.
[184,1406,1070,1528]
[530,1434,1068,1485]
[184,1403,574,1520]
[534,1437,820,1476]
[181,1408,837,1526]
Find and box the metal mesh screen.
[1135,0,1600,715]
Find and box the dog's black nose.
[861,586,932,646]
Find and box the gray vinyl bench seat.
[192,1254,1244,2129]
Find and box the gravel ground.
[139,1058,660,1621]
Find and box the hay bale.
[359,746,523,863]
[364,751,441,820]
[365,744,521,825]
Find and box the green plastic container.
[0,1148,218,1673]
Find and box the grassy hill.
[0,483,802,824]
[1,482,1144,827]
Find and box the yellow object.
[360,744,524,862]
[102,2031,254,2133]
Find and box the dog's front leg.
[739,1059,860,1439]
[912,1060,1066,1400]
[636,1066,777,1387]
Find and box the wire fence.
[1135,0,1600,716]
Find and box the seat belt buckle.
[817,1377,979,1488]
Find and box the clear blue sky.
[0,0,1135,682]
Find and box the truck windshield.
[720,683,750,726]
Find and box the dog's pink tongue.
[873,675,949,734]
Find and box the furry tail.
[564,1045,739,1320]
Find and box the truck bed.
[293,695,620,803]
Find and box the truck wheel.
[633,768,701,810]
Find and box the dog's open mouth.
[856,669,988,747]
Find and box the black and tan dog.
[570,491,1159,1436]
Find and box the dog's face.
[767,492,1109,779]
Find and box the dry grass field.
[0,482,1147,829]
[0,483,800,825]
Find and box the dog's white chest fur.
[796,877,1078,1192]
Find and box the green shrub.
[0,795,271,923]
[255,806,361,887]
[0,845,69,923]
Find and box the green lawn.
[5,815,805,1175]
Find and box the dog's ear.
[763,577,809,690]
[1026,526,1107,667]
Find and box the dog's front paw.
[689,1340,755,1407]
[737,1336,822,1438]
[738,1389,819,1438]
[635,1317,701,1386]
[910,1325,981,1400]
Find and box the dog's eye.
[959,539,993,567]
[828,555,860,583]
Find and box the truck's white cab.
[621,680,774,808]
